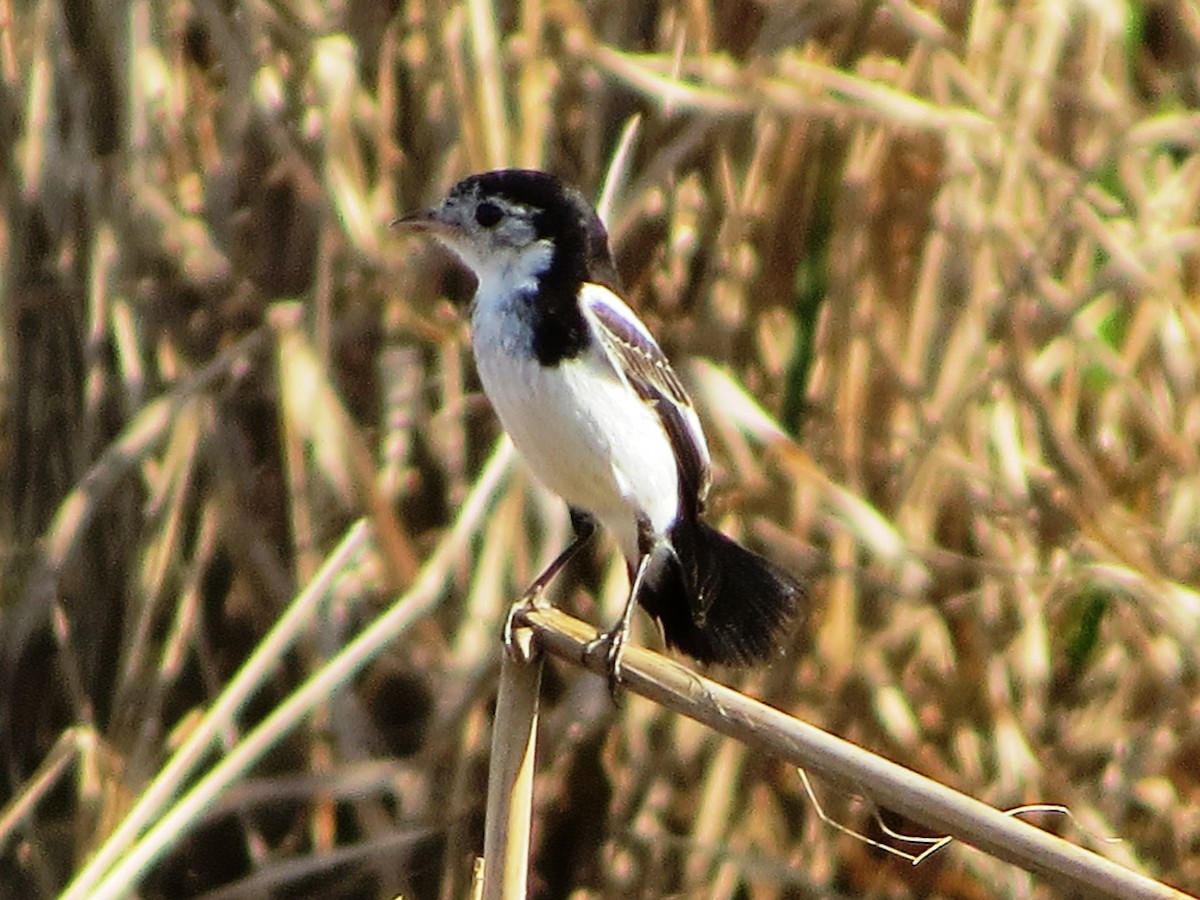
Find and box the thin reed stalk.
[515,607,1192,900]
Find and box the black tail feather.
[636,520,803,666]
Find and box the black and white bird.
[396,169,802,670]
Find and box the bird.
[395,168,802,673]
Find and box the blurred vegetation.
[1,0,1199,898]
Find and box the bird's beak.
[391,209,451,235]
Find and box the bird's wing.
[579,283,712,513]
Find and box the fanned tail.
[636,520,803,666]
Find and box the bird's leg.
[585,549,657,693]
[503,509,596,657]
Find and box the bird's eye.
[475,202,503,228]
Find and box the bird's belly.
[474,344,679,557]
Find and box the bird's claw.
[502,590,545,663]
[583,625,629,700]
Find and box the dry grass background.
[1,0,1199,898]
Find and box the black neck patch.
[528,287,590,365]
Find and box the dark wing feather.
[582,286,711,516]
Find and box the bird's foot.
[583,623,629,700]
[502,588,546,663]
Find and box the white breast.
[471,287,680,562]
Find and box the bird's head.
[394,169,620,293]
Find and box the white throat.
[445,237,554,303]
